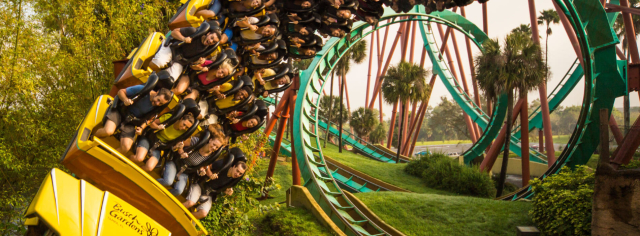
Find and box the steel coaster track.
[292,7,524,235]
[264,132,390,193]
[263,97,406,163]
[500,0,626,200]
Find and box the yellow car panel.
[25,168,171,236]
[114,32,165,90]
[60,95,208,236]
[169,0,213,29]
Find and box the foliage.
[404,152,449,176]
[319,95,349,125]
[619,159,640,170]
[529,166,594,236]
[475,32,546,100]
[258,207,333,236]
[537,8,559,80]
[1,0,180,231]
[405,153,497,198]
[475,29,546,196]
[381,61,430,105]
[199,132,278,235]
[427,97,468,141]
[335,40,367,75]
[511,24,532,36]
[350,107,379,140]
[368,122,387,144]
[293,58,313,71]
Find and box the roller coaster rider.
[94,80,173,154]
[149,21,227,84]
[130,105,196,172]
[183,147,248,219]
[157,124,229,196]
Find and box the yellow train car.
[114,32,165,90]
[59,95,208,236]
[24,168,171,236]
[169,0,214,29]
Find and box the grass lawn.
[552,134,571,145]
[415,139,473,146]
[253,157,302,205]
[319,141,450,194]
[354,192,533,236]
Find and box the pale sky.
[322,0,639,119]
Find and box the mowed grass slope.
[354,192,533,236]
[319,141,452,195]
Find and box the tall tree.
[319,96,349,125]
[537,9,560,79]
[369,123,387,144]
[381,61,429,163]
[350,107,379,142]
[335,40,367,152]
[512,24,532,35]
[475,31,546,197]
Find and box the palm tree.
[512,24,532,35]
[369,123,387,144]
[537,9,560,79]
[475,31,547,197]
[335,40,367,152]
[381,61,429,163]
[319,96,349,124]
[350,107,379,143]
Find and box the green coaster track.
[289,0,625,234]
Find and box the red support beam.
[531,0,556,166]
[480,99,524,172]
[606,3,640,15]
[482,2,489,35]
[461,7,484,139]
[619,0,640,63]
[264,96,290,185]
[609,114,624,145]
[366,32,375,107]
[410,22,417,63]
[289,88,300,185]
[611,115,640,167]
[437,24,478,143]
[368,32,402,109]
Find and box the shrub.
[199,132,273,235]
[404,152,448,176]
[620,159,640,170]
[259,207,333,236]
[529,166,594,236]
[405,153,496,198]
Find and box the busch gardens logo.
[109,203,160,236]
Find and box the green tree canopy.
[319,95,349,125]
[350,107,379,140]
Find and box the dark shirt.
[125,85,155,117]
[205,159,240,192]
[176,27,209,60]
